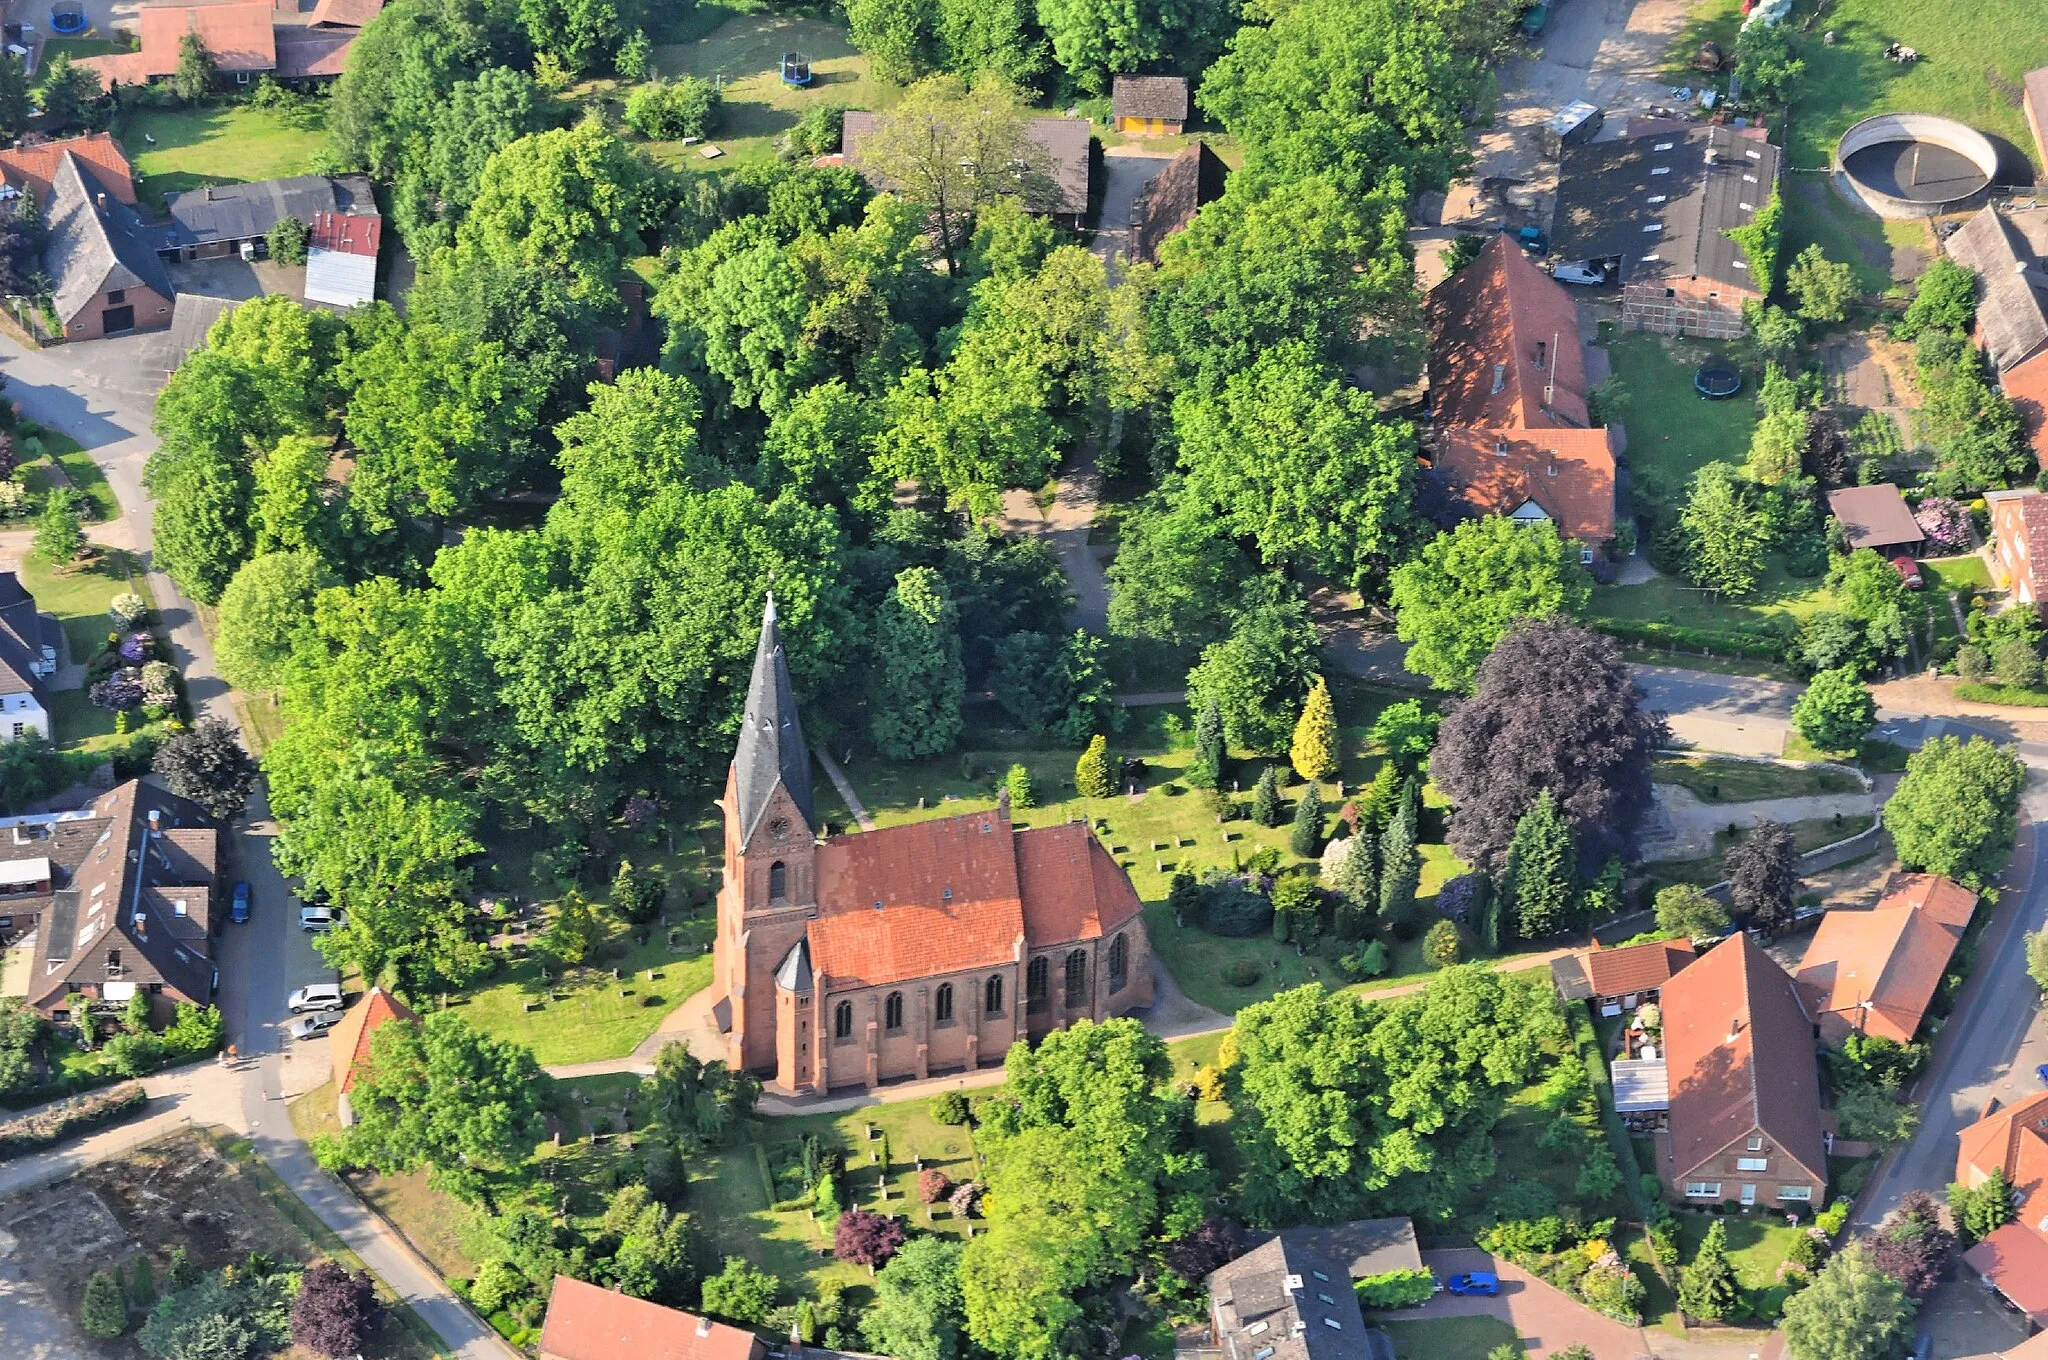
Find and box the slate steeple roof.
[732,594,814,851]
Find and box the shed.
[1543,101,1604,159]
[1111,75,1189,136]
[1826,483,1925,555]
[303,210,380,308]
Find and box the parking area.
[1383,1249,1655,1360]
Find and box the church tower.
[714,596,821,1076]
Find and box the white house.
[0,572,60,742]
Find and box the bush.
[109,592,150,628]
[1003,762,1034,809]
[1354,1267,1435,1308]
[265,215,309,265]
[624,76,721,140]
[1422,918,1462,967]
[81,1269,127,1338]
[0,1082,145,1156]
[1224,958,1263,987]
[1337,939,1388,980]
[787,102,845,156]
[929,1090,970,1125]
[1591,616,1792,661]
[1200,874,1273,937]
[916,1168,950,1203]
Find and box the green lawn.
[1784,0,2048,171]
[645,13,903,172]
[1671,1209,1808,1321]
[20,549,147,664]
[1651,755,1862,802]
[1605,331,1758,520]
[1623,1224,1682,1333]
[117,103,329,216]
[812,690,1492,1015]
[40,37,129,61]
[1377,1317,1524,1359]
[18,428,119,523]
[452,913,714,1066]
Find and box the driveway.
[1388,1249,1721,1360]
[1094,149,1173,278]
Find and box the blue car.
[230,881,251,924]
[2037,1063,2048,1087]
[1444,1272,1499,1297]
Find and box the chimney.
[1494,437,1509,456]
[95,191,106,211]
[148,809,160,835]
[696,1317,713,1338]
[132,910,146,939]
[1490,363,1507,394]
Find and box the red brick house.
[1956,1091,2048,1326]
[0,133,136,206]
[539,1276,766,1360]
[713,599,1152,1095]
[42,151,173,341]
[1794,873,1975,1046]
[1553,938,1695,1015]
[328,987,417,1127]
[1427,234,1619,557]
[1986,489,2048,604]
[1659,933,1828,1208]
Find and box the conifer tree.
[1190,697,1225,790]
[1290,781,1325,858]
[80,1270,126,1338]
[1074,734,1113,798]
[1678,1220,1739,1322]
[1251,765,1282,826]
[1503,791,1576,940]
[126,1255,156,1311]
[1333,834,1378,938]
[1378,778,1420,926]
[1290,676,1339,782]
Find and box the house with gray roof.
[1112,75,1189,135]
[158,173,376,261]
[838,112,1091,224]
[1207,1231,1379,1360]
[42,151,174,341]
[0,572,59,744]
[1552,123,1781,340]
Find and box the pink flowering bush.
[1913,497,1971,554]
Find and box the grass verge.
[1651,755,1861,802]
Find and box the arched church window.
[834,1000,853,1041]
[1064,950,1088,1007]
[935,983,954,1023]
[885,991,905,1031]
[768,861,787,900]
[985,974,1004,1016]
[1108,933,1128,992]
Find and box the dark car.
[1443,1272,1500,1296]
[230,881,250,924]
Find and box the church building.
[712,600,1154,1095]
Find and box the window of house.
[1108,934,1127,992]
[9,723,20,738]
[1777,1186,1812,1201]
[1746,1136,1764,1151]
[1684,1182,1721,1198]
[985,974,1004,1016]
[935,983,954,1024]
[1064,950,1087,1008]
[1027,956,1048,1009]
[834,1001,853,1041]
[1737,1157,1768,1172]
[768,861,787,900]
[884,991,904,1031]
[107,289,124,304]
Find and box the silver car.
[287,982,345,1014]
[299,905,342,934]
[287,1010,344,1041]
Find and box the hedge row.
[1954,683,2048,707]
[1591,617,1791,662]
[1568,1004,1652,1218]
[0,1082,146,1159]
[1354,1267,1435,1309]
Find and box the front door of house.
[1740,1184,1756,1206]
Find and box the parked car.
[1553,260,1609,286]
[229,881,251,925]
[1443,1272,1500,1296]
[1506,225,1547,254]
[287,1010,344,1041]
[299,905,343,934]
[2035,1063,2048,1086]
[287,982,346,1014]
[1890,555,1923,589]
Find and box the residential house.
[303,209,380,308]
[1944,204,2048,468]
[1986,488,2048,604]
[538,1275,767,1360]
[1826,483,1926,557]
[42,152,174,341]
[0,780,218,1023]
[1111,75,1189,136]
[1426,233,1619,557]
[0,572,59,743]
[0,133,135,207]
[1659,932,1828,1208]
[159,174,377,261]
[838,111,1091,226]
[1552,123,1782,340]
[714,599,1152,1094]
[1550,937,1695,1015]
[1287,1218,1424,1281]
[307,0,387,27]
[1207,1231,1379,1360]
[1130,140,1227,265]
[76,0,362,91]
[1794,873,1976,1046]
[328,987,416,1126]
[1956,1090,2048,1327]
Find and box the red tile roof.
[307,209,379,256]
[77,2,276,89]
[1430,235,1593,430]
[0,134,135,205]
[274,28,355,78]
[328,987,416,1094]
[1794,897,1968,1045]
[1582,938,1695,998]
[1956,1091,2048,1219]
[810,808,1026,987]
[1014,822,1146,944]
[1433,426,1618,542]
[1964,1223,2048,1325]
[1875,872,1978,929]
[2004,350,2048,471]
[1662,933,1828,1185]
[538,1276,764,1360]
[308,0,385,25]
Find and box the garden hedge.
[1590,618,1791,662]
[1354,1268,1435,1309]
[0,1082,146,1159]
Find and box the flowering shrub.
[1913,497,1972,554]
[1436,872,1485,923]
[108,592,149,628]
[117,631,154,664]
[917,1168,951,1204]
[948,1180,982,1220]
[621,794,659,830]
[140,660,178,711]
[1576,1251,1644,1323]
[90,669,144,711]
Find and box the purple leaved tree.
[290,1259,383,1358]
[833,1208,907,1271]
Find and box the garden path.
[814,747,875,830]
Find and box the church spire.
[733,593,815,850]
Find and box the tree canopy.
[1389,516,1590,692]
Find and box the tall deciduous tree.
[863,1237,969,1360]
[153,719,258,822]
[1792,667,1877,754]
[1388,516,1592,692]
[1787,244,1857,324]
[1502,790,1575,941]
[1885,735,2027,887]
[868,567,965,759]
[458,120,647,299]
[1431,620,1666,877]
[1654,884,1730,942]
[1184,579,1320,756]
[1679,461,1772,597]
[149,444,252,603]
[1867,1192,1954,1298]
[290,1261,383,1359]
[1105,491,1249,647]
[1033,0,1211,91]
[215,551,337,693]
[1725,819,1799,934]
[170,31,216,103]
[1781,1243,1916,1360]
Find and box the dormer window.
[1534,340,1547,370]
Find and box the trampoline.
[780,51,812,86]
[1694,364,1742,399]
[49,2,87,33]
